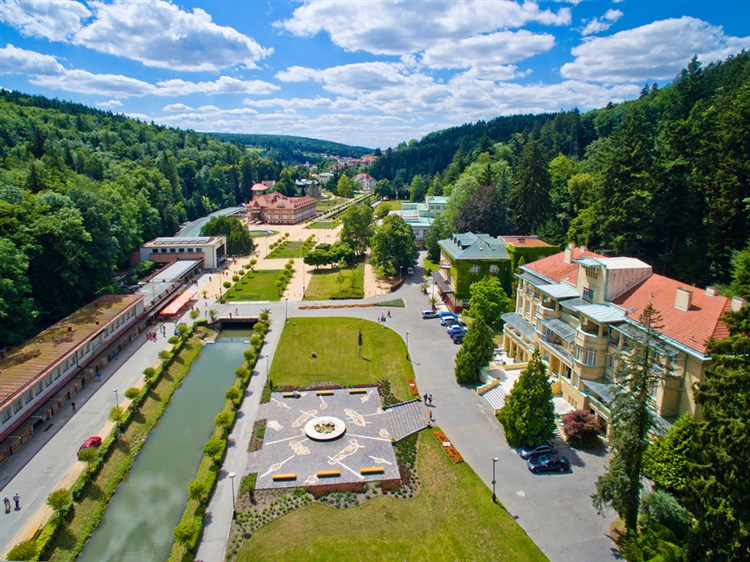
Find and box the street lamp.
[113,388,119,409]
[285,297,288,323]
[492,457,499,502]
[229,472,237,518]
[399,265,403,278]
[406,331,409,359]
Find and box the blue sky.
[1,1,748,149]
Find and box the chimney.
[563,243,574,264]
[675,287,693,311]
[731,296,746,312]
[705,287,718,296]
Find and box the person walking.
[71,401,76,412]
[12,492,20,510]
[423,393,428,403]
[428,393,433,406]
[3,496,10,513]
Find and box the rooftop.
[499,235,553,248]
[439,232,509,261]
[523,246,604,283]
[145,236,222,247]
[0,294,144,405]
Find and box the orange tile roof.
[500,236,553,248]
[613,274,730,354]
[250,193,315,210]
[524,247,604,283]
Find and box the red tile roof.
[613,274,730,354]
[500,236,553,248]
[249,193,316,210]
[524,247,604,283]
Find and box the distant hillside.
[206,133,372,163]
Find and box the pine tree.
[592,304,667,534]
[454,318,494,385]
[496,347,555,447]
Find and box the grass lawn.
[316,197,347,210]
[377,199,408,212]
[268,240,307,259]
[269,317,412,398]
[224,269,282,301]
[422,257,439,274]
[307,220,338,229]
[304,262,364,300]
[236,430,546,562]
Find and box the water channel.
[79,328,249,562]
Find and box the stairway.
[383,399,428,440]
[481,385,506,412]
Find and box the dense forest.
[0,91,292,347]
[206,132,371,164]
[373,52,749,290]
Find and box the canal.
[79,328,249,562]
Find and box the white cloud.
[154,76,279,96]
[96,99,123,109]
[277,0,569,59]
[0,44,64,75]
[73,0,271,71]
[423,30,555,69]
[563,17,750,82]
[581,8,623,36]
[30,68,156,97]
[0,0,90,41]
[163,103,193,112]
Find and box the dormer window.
[583,287,595,302]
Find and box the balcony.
[541,335,572,364]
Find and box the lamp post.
[229,472,237,518]
[113,388,119,409]
[285,297,288,323]
[399,265,403,278]
[492,457,499,502]
[405,331,409,359]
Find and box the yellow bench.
[316,470,341,478]
[348,388,367,394]
[272,473,297,481]
[316,390,334,396]
[360,466,385,475]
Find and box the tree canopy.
[467,276,511,331]
[369,214,418,276]
[200,216,255,256]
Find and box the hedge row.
[167,312,270,562]
[8,328,201,561]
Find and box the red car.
[79,436,102,452]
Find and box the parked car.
[518,442,557,459]
[407,267,414,275]
[451,333,464,344]
[527,454,570,474]
[447,325,468,337]
[439,312,459,325]
[79,436,102,452]
[421,309,440,319]
[446,321,467,334]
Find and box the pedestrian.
[429,410,434,422]
[387,310,391,318]
[423,393,428,403]
[96,370,102,382]
[428,393,433,406]
[4,496,10,513]
[71,401,76,412]
[13,492,20,510]
[235,307,239,315]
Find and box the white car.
[421,310,440,319]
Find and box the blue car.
[447,325,468,337]
[439,312,458,326]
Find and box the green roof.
[438,233,509,261]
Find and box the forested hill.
[206,133,371,163]
[373,52,750,292]
[0,89,286,348]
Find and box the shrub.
[243,349,257,364]
[168,335,180,344]
[250,334,263,350]
[46,488,72,516]
[235,367,250,379]
[223,281,231,289]
[188,479,209,501]
[189,310,200,320]
[143,367,156,379]
[639,489,692,540]
[77,446,99,463]
[124,387,140,400]
[225,386,241,402]
[215,411,234,431]
[173,517,199,546]
[203,438,223,461]
[561,409,599,447]
[253,322,267,336]
[6,539,38,560]
[108,406,124,424]
[232,275,240,282]
[159,350,172,360]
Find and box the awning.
[560,298,586,312]
[159,290,197,316]
[518,271,548,287]
[582,379,614,404]
[501,312,536,341]
[538,283,580,299]
[431,272,454,294]
[611,322,678,356]
[576,304,626,324]
[541,318,576,342]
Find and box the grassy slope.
[237,431,547,562]
[269,317,410,398]
[304,262,365,300]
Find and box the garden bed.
[433,429,464,464]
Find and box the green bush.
[225,386,241,403]
[639,489,692,540]
[159,350,172,360]
[143,367,156,379]
[235,366,250,379]
[243,349,257,363]
[250,334,263,349]
[203,438,224,461]
[124,387,140,400]
[215,410,234,431]
[173,517,199,546]
[6,539,39,560]
[188,479,209,501]
[168,335,180,344]
[223,281,231,289]
[46,488,72,516]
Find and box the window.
[470,264,480,273]
[2,409,11,423]
[490,264,499,273]
[13,400,23,413]
[583,287,594,302]
[583,348,597,366]
[37,381,44,394]
[46,373,53,387]
[25,389,34,404]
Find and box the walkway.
[382,399,428,440]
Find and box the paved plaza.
[255,388,402,489]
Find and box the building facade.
[139,236,227,270]
[390,196,449,248]
[0,294,146,442]
[246,192,317,225]
[501,244,741,436]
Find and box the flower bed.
[432,429,463,464]
[407,377,419,397]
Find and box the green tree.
[409,174,427,202]
[337,174,354,198]
[200,216,255,256]
[496,347,555,447]
[467,276,511,331]
[454,317,494,385]
[642,413,699,497]
[507,140,551,233]
[188,479,209,501]
[424,214,453,263]
[729,239,750,299]
[173,517,198,546]
[46,488,72,517]
[370,214,418,276]
[682,305,750,561]
[340,205,374,256]
[592,304,667,534]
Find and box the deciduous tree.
[454,317,494,385]
[467,276,511,331]
[340,205,374,256]
[370,214,417,276]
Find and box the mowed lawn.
[223,269,282,301]
[304,262,364,300]
[268,240,307,259]
[236,431,547,562]
[270,317,411,398]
